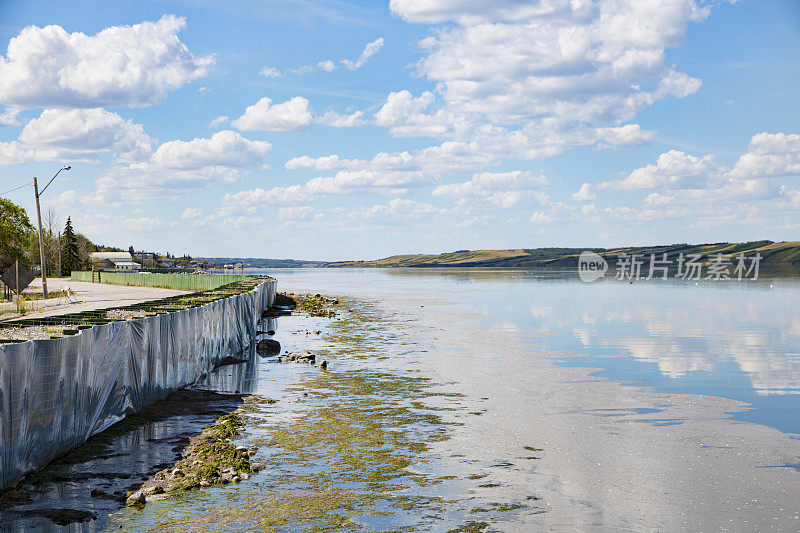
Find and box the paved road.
[0,278,187,321]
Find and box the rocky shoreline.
[125,397,274,505]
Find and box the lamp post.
[34,165,70,298]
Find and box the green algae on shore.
[125,398,278,504]
[111,297,536,531]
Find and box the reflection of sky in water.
[265,268,800,435]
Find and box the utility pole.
[33,177,48,298]
[33,166,70,298]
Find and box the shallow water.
[135,266,797,531]
[266,268,800,436]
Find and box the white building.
[90,252,141,272]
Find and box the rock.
[256,339,281,356]
[318,360,328,370]
[279,351,316,364]
[315,330,321,335]
[267,330,275,335]
[126,491,146,505]
[200,480,211,488]
[143,485,162,496]
[232,476,241,483]
[235,445,248,451]
[240,472,250,480]
[33,508,97,526]
[251,462,265,472]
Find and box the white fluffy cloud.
[0,107,152,165]
[341,38,384,70]
[284,140,498,178]
[317,60,336,72]
[316,109,367,127]
[390,0,578,25]
[373,0,722,159]
[730,132,800,179]
[373,90,453,137]
[181,208,202,219]
[434,170,549,208]
[18,108,151,161]
[219,165,431,218]
[286,154,361,171]
[151,130,271,169]
[593,132,800,218]
[208,115,229,128]
[0,15,213,109]
[572,183,596,201]
[600,132,800,200]
[218,186,312,215]
[278,205,314,220]
[91,131,271,203]
[93,164,239,204]
[260,67,282,78]
[602,150,718,190]
[352,198,438,221]
[232,96,315,131]
[0,106,20,126]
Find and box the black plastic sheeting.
[0,280,276,489]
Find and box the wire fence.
[70,271,252,291]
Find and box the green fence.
[70,271,252,291]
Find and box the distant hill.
[199,257,326,268]
[325,241,800,268]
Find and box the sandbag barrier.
[0,277,276,489]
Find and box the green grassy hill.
[326,241,800,268]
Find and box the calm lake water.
[265,267,800,436]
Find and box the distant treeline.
[325,241,800,269]
[198,257,327,268]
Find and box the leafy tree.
[61,216,80,276]
[74,233,94,270]
[0,197,35,269]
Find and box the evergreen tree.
[129,245,135,256]
[61,216,80,276]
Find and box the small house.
[90,252,141,272]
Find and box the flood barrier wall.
[0,279,276,489]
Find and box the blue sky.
[1,0,799,260]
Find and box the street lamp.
[34,165,70,298]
